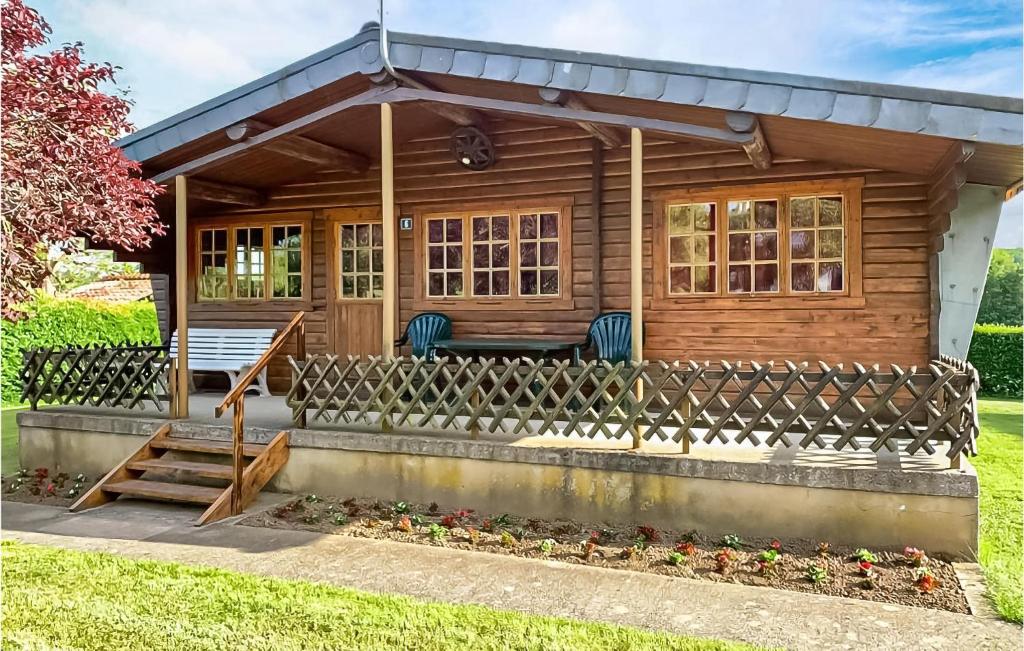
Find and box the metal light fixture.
[450,126,495,170]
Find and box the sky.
[30,0,1024,247]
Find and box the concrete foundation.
[17,409,980,558]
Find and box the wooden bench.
[169,328,277,397]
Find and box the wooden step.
[151,438,267,457]
[102,479,224,505]
[127,458,234,480]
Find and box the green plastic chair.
[572,312,635,365]
[395,312,452,359]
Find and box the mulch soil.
[241,494,969,614]
[2,468,95,507]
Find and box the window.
[271,225,304,298]
[415,202,572,308]
[234,227,264,299]
[666,203,716,294]
[339,222,384,299]
[727,199,779,293]
[789,196,844,293]
[198,228,228,300]
[653,180,861,301]
[471,214,511,297]
[194,219,308,302]
[426,216,465,298]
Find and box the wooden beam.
[369,70,485,127]
[174,175,189,419]
[226,119,368,174]
[926,140,975,253]
[539,89,622,148]
[725,112,772,170]
[1006,178,1023,202]
[165,178,265,207]
[591,138,604,318]
[150,85,394,184]
[384,86,750,147]
[381,103,396,359]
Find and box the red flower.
[45,483,55,494]
[770,539,782,551]
[440,514,458,529]
[636,525,661,543]
[675,542,697,556]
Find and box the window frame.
[190,213,312,307]
[652,178,863,307]
[412,198,574,311]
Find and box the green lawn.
[0,541,759,651]
[974,397,1023,623]
[1,407,22,475]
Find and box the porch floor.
[40,392,967,474]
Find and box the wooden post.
[591,138,604,318]
[381,102,396,359]
[231,399,244,515]
[629,128,644,450]
[296,320,307,429]
[174,175,189,419]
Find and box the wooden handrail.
[214,310,305,518]
[215,311,305,417]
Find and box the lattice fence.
[21,345,172,411]
[288,355,980,459]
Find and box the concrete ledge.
[17,410,980,557]
[18,410,978,498]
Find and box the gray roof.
[119,26,1024,163]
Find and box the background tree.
[977,248,1023,326]
[1,0,163,318]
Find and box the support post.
[381,103,396,359]
[174,175,189,419]
[629,128,644,449]
[591,138,604,317]
[231,399,244,515]
[296,320,307,429]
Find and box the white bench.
[169,328,277,397]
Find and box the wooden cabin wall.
[201,118,933,390]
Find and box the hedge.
[1,295,161,405]
[968,324,1023,397]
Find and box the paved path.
[2,500,1019,651]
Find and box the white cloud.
[890,47,1023,96]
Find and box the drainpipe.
[378,0,417,87]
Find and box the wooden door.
[328,208,384,358]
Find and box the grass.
[0,541,759,651]
[2,407,23,476]
[974,397,1023,623]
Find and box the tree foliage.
[1,0,163,318]
[977,248,1023,327]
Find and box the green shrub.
[968,324,1023,397]
[1,295,160,404]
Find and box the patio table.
[428,338,577,361]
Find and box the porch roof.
[118,24,1022,171]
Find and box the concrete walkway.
[2,500,1019,651]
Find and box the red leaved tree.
[1,0,164,318]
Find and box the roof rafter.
[225,119,369,175]
[538,88,622,148]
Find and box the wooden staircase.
[69,423,289,525]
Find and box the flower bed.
[242,495,970,614]
[2,467,94,507]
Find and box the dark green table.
[428,338,577,360]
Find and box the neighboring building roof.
[118,25,1024,163]
[65,275,154,303]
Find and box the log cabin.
[115,23,1021,395]
[19,23,1021,536]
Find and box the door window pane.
[339,222,383,299]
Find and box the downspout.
[378,0,417,87]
